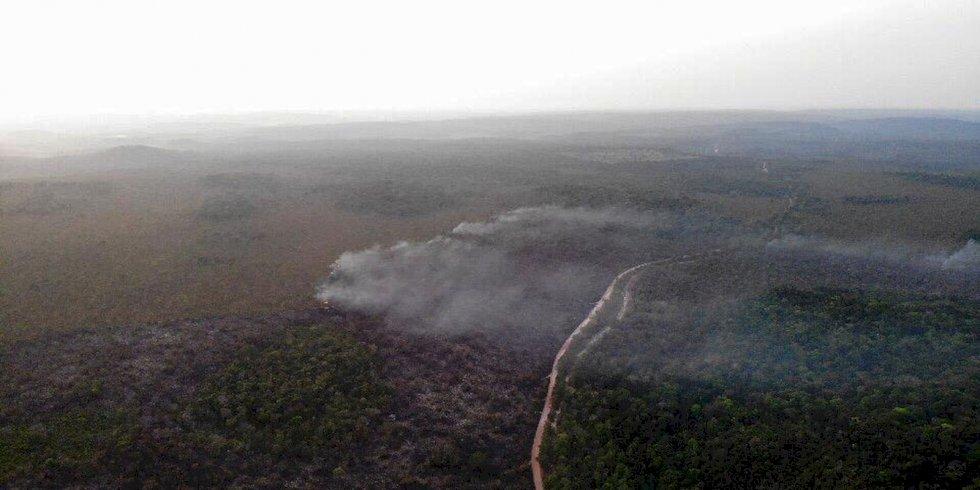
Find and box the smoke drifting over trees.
[767,234,980,272]
[317,206,730,336]
[765,234,980,299]
[320,207,978,338]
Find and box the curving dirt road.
[530,251,720,489]
[530,257,670,489]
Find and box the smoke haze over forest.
[319,206,978,337]
[1,0,978,485]
[318,206,688,335]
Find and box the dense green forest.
[543,288,980,488]
[0,325,390,486]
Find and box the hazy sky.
[1,0,977,122]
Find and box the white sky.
[1,0,977,123]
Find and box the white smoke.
[317,206,715,336]
[319,210,977,337]
[767,234,980,274]
[938,239,979,271]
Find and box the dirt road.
[530,258,668,489]
[530,251,719,489]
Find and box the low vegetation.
[0,309,545,487]
[841,194,912,205]
[2,123,977,334]
[894,171,979,191]
[321,179,462,218]
[178,325,390,485]
[1,323,390,486]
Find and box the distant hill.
[44,145,192,172]
[86,144,186,163]
[702,117,980,142]
[831,117,980,141]
[666,117,980,170]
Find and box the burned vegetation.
[0,308,545,488]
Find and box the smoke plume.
[764,234,979,297]
[319,208,976,338]
[317,206,726,336]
